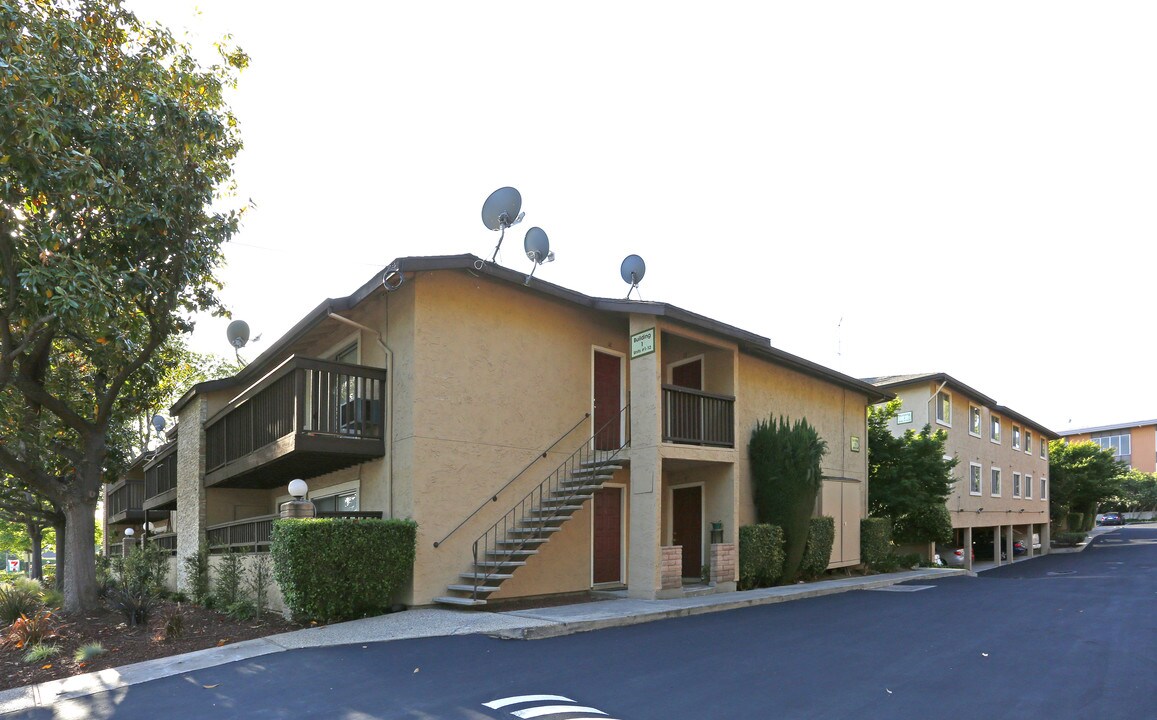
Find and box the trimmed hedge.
[800,516,835,579]
[861,517,893,568]
[271,517,417,622]
[738,524,785,589]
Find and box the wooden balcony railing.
[147,532,177,555]
[203,356,388,488]
[207,515,276,553]
[107,480,146,522]
[662,385,735,448]
[143,443,178,510]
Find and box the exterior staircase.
[434,411,629,607]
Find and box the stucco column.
[175,396,209,593]
[993,525,1002,566]
[963,526,973,572]
[628,315,663,599]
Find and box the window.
[1090,431,1131,466]
[969,406,982,437]
[970,463,982,495]
[990,467,1001,496]
[936,391,951,426]
[1041,441,1047,460]
[1013,472,1021,498]
[1012,426,1021,450]
[1025,430,1032,455]
[1041,476,1047,499]
[313,491,359,514]
[991,416,1001,444]
[1025,474,1032,499]
[333,343,358,365]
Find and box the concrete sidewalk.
[0,566,970,714]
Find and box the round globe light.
[288,479,308,499]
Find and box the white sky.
[124,1,1157,434]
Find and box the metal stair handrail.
[433,412,591,549]
[468,405,631,600]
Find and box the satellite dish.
[523,227,555,284]
[481,187,526,264]
[226,320,250,349]
[621,255,646,299]
[481,187,523,231]
[151,415,166,433]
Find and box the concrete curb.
[490,568,967,640]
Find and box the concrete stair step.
[434,596,487,607]
[460,572,514,581]
[473,560,527,568]
[446,584,502,594]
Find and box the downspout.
[327,308,394,519]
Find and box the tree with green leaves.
[0,0,245,612]
[1112,469,1157,516]
[867,400,956,546]
[1048,440,1126,530]
[749,414,828,584]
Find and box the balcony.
[204,356,388,489]
[106,479,146,525]
[143,442,178,511]
[662,385,735,448]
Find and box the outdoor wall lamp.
[976,508,984,514]
[282,479,316,519]
[123,528,134,538]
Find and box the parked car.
[1098,512,1125,526]
[1012,540,1027,556]
[936,545,973,567]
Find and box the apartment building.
[866,373,1054,570]
[1058,420,1157,472]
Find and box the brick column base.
[661,546,683,590]
[710,542,737,588]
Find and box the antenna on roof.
[620,254,646,299]
[480,187,524,265]
[522,227,554,285]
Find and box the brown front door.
[594,351,622,451]
[592,487,622,584]
[671,486,702,579]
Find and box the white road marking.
[484,696,575,709]
[513,706,607,719]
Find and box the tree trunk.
[27,523,42,581]
[53,518,66,591]
[61,499,98,613]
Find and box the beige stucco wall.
[734,354,871,539]
[881,381,1051,532]
[403,269,631,605]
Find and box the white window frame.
[1013,472,1022,498]
[990,467,1001,497]
[969,463,982,496]
[1025,430,1032,455]
[991,416,1002,444]
[1041,476,1047,500]
[1041,440,1047,460]
[969,405,982,437]
[936,390,952,427]
[1025,474,1033,499]
[1012,425,1021,450]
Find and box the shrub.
[213,552,244,609]
[1054,531,1087,546]
[160,605,184,642]
[226,599,256,621]
[860,517,893,568]
[41,588,63,610]
[248,554,272,617]
[0,583,45,626]
[106,544,168,626]
[4,610,57,649]
[23,643,60,664]
[271,518,417,622]
[738,524,785,589]
[749,415,828,583]
[182,545,211,605]
[800,516,835,579]
[1066,513,1084,532]
[73,642,106,663]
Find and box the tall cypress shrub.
[749,415,828,583]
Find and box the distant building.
[1058,420,1157,472]
[865,373,1055,570]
